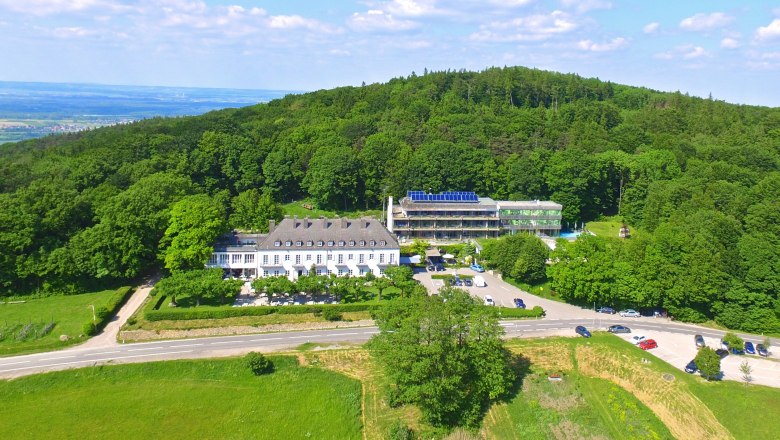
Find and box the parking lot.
[413,266,780,387]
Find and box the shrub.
[322,309,343,321]
[695,346,721,380]
[39,322,56,337]
[145,302,380,321]
[83,321,97,336]
[494,305,545,318]
[388,421,415,440]
[722,331,744,349]
[245,351,274,375]
[16,323,34,341]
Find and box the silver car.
[619,309,641,317]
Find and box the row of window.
[209,252,395,265]
[273,239,387,248]
[261,268,385,277]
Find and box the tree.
[265,276,297,298]
[722,332,744,350]
[409,240,429,261]
[372,276,392,300]
[739,360,753,385]
[369,287,515,428]
[229,189,283,232]
[152,268,241,307]
[302,145,361,210]
[161,194,228,272]
[245,351,274,375]
[694,347,721,381]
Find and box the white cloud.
[577,37,627,52]
[720,37,739,49]
[643,22,659,34]
[52,26,94,38]
[755,19,780,41]
[0,0,118,15]
[328,48,351,56]
[348,10,418,32]
[560,0,611,14]
[679,12,732,31]
[655,44,710,60]
[470,10,578,42]
[384,0,440,17]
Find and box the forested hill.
[1,66,780,332]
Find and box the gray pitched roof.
[257,217,399,251]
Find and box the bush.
[322,309,343,321]
[722,332,744,349]
[388,421,415,440]
[695,346,721,380]
[83,321,97,336]
[245,351,274,375]
[145,302,380,321]
[81,286,134,337]
[494,305,545,318]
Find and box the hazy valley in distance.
[0,81,297,144]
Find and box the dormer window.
[359,240,365,246]
[339,241,346,246]
[274,241,281,247]
[369,241,375,246]
[327,241,334,246]
[349,240,356,246]
[379,241,386,246]
[285,241,292,247]
[307,241,313,247]
[296,241,302,246]
[317,241,324,247]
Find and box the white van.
[484,295,495,306]
[473,275,486,287]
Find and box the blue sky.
[1,1,779,106]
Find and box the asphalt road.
[2,316,774,379]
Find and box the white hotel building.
[206,217,400,280]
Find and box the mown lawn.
[585,216,633,238]
[0,356,362,440]
[283,200,382,220]
[0,290,118,356]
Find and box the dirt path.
[78,282,152,349]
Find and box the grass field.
[586,216,633,238]
[0,356,362,440]
[283,200,383,220]
[0,290,118,356]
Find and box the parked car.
[745,341,756,355]
[694,334,706,348]
[463,278,473,287]
[597,306,616,314]
[757,344,769,357]
[435,264,445,271]
[484,295,495,306]
[721,339,745,355]
[639,339,658,350]
[473,275,486,287]
[685,360,698,374]
[454,277,463,286]
[631,335,647,345]
[619,309,641,317]
[575,325,591,338]
[427,265,435,272]
[607,325,631,334]
[513,298,526,309]
[715,348,729,359]
[470,263,485,272]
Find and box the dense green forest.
[1,66,779,332]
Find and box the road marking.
[1,350,195,373]
[127,347,161,352]
[39,355,77,361]
[171,343,203,348]
[0,360,31,366]
[210,341,237,345]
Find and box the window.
[338,254,344,264]
[296,241,302,246]
[379,240,386,246]
[379,253,385,263]
[274,270,280,276]
[306,254,312,261]
[316,269,323,276]
[245,254,254,264]
[285,241,292,247]
[208,254,218,265]
[284,254,290,261]
[295,255,301,265]
[389,253,395,263]
[349,240,355,246]
[232,254,241,264]
[338,269,346,276]
[285,270,290,277]
[359,240,365,246]
[274,241,281,247]
[219,254,228,264]
[327,241,334,246]
[317,241,324,247]
[379,268,385,275]
[316,255,322,264]
[327,269,333,275]
[369,253,374,260]
[327,254,333,261]
[273,255,280,265]
[348,253,354,261]
[263,255,268,264]
[307,241,313,247]
[338,240,345,246]
[358,254,365,264]
[369,240,375,246]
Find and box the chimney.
[268,219,276,233]
[341,217,348,229]
[363,219,369,229]
[323,218,329,229]
[387,196,394,232]
[293,215,298,228]
[304,216,310,228]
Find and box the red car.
[639,339,658,350]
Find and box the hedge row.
[144,302,382,322]
[495,305,545,318]
[83,286,135,336]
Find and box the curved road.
[1,316,773,379]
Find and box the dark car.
[639,339,658,350]
[694,334,705,348]
[513,298,526,309]
[607,325,631,334]
[685,360,698,374]
[596,306,616,314]
[757,344,769,357]
[575,325,591,338]
[729,346,745,355]
[436,264,445,271]
[745,341,756,355]
[463,278,473,287]
[715,348,729,359]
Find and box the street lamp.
[88,304,96,322]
